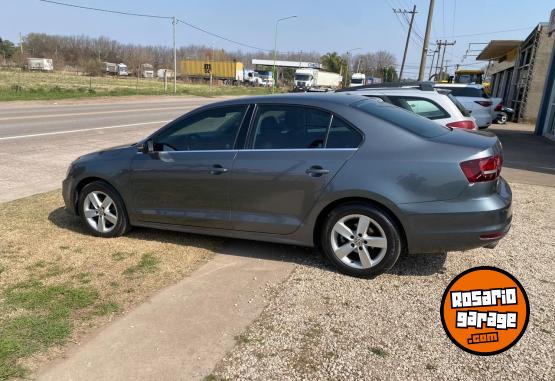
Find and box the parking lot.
[0,96,554,380]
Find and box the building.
[477,23,555,122]
[535,8,555,139]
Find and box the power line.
[438,26,533,39]
[38,0,270,51]
[39,0,172,19]
[176,19,270,52]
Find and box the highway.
[0,96,222,202]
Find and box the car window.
[388,96,449,120]
[437,86,489,98]
[252,105,330,149]
[153,106,247,151]
[326,116,363,148]
[353,99,450,138]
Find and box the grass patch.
[0,191,216,378]
[369,346,389,357]
[0,280,97,379]
[123,254,160,277]
[0,69,272,101]
[93,301,120,316]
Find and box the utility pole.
[428,48,437,80]
[438,40,455,81]
[172,17,177,94]
[434,40,443,78]
[393,5,417,80]
[418,0,435,81]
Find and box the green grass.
[93,302,121,316]
[0,280,98,379]
[123,253,160,277]
[369,346,389,358]
[0,69,272,101]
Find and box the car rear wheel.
[78,181,130,238]
[321,203,402,277]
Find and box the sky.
[1,0,554,77]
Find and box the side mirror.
[138,139,154,154]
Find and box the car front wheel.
[78,181,130,238]
[321,203,402,277]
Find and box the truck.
[294,68,342,92]
[157,69,174,79]
[141,64,154,78]
[27,58,53,71]
[350,73,366,87]
[102,62,128,76]
[181,59,244,84]
[244,69,274,87]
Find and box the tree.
[0,38,16,60]
[321,52,345,74]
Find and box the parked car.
[435,84,493,129]
[63,94,512,277]
[337,82,478,130]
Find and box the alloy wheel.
[83,191,118,233]
[330,214,388,269]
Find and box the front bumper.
[401,177,512,254]
[62,176,77,215]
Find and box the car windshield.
[446,93,471,117]
[438,86,489,98]
[353,99,450,138]
[351,78,363,84]
[295,74,311,81]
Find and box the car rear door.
[128,104,250,228]
[228,104,362,234]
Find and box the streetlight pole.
[273,15,297,93]
[346,48,361,87]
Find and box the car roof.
[435,83,484,89]
[195,92,370,108]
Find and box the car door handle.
[209,164,228,175]
[306,166,330,177]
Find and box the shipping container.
[180,59,244,81]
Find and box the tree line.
[0,33,397,79]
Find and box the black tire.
[320,203,402,278]
[77,181,130,238]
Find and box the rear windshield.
[437,86,489,98]
[353,100,450,138]
[446,93,471,117]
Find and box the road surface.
[0,96,221,202]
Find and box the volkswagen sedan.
[63,94,512,277]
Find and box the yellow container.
[180,59,244,79]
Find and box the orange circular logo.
[440,267,529,355]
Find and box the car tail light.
[460,154,503,183]
[494,102,503,111]
[475,100,492,107]
[446,120,477,130]
[480,232,505,240]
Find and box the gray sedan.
[63,93,512,277]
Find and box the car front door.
[229,104,362,234]
[129,104,249,228]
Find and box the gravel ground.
[212,182,555,381]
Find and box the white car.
[337,83,478,130]
[434,84,493,129]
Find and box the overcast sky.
[1,0,554,76]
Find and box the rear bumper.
[401,177,512,254]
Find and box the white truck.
[141,64,154,78]
[350,73,366,87]
[294,68,342,92]
[244,69,273,87]
[27,58,53,71]
[103,62,128,76]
